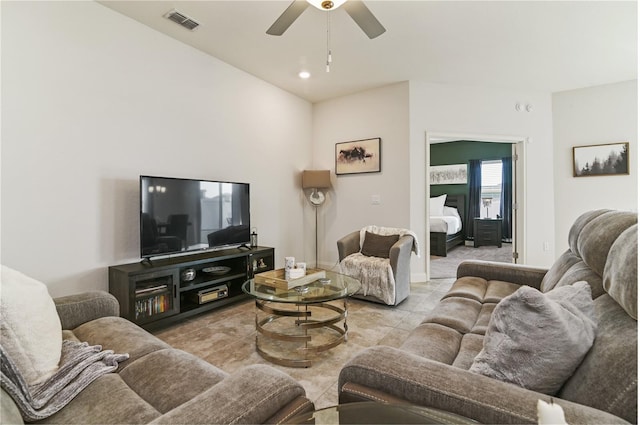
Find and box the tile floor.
[153,278,454,409]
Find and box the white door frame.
[425,131,528,280]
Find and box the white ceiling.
[99,1,637,103]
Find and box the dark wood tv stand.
[108,246,274,330]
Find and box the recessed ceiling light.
[299,71,311,79]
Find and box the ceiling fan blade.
[266,0,310,36]
[342,0,386,39]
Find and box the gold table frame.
[242,270,360,368]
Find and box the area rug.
[153,279,455,410]
[430,243,513,279]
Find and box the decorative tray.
[254,268,326,290]
[202,266,231,275]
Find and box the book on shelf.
[135,293,171,319]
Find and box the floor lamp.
[302,170,331,268]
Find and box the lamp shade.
[302,170,331,189]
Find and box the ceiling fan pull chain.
[326,12,332,72]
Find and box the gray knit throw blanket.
[1,340,129,422]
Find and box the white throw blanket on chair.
[340,226,419,305]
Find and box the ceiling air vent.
[164,9,200,31]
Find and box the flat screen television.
[140,175,250,258]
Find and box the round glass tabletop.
[242,269,360,304]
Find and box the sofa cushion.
[422,296,482,335]
[540,251,605,298]
[603,224,637,319]
[119,348,228,414]
[540,249,583,292]
[451,333,485,370]
[70,316,171,369]
[407,277,521,367]
[567,210,609,254]
[577,211,637,277]
[544,210,636,298]
[558,294,638,423]
[0,266,62,386]
[360,231,399,258]
[442,276,487,302]
[443,277,521,304]
[149,365,308,424]
[469,281,597,395]
[42,373,160,424]
[400,322,462,364]
[469,303,496,335]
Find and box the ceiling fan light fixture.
[307,0,347,11]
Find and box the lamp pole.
[315,204,319,268]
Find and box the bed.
[429,194,465,257]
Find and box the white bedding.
[430,205,462,235]
[430,216,462,235]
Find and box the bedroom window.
[480,160,502,219]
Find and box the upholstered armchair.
[337,226,419,306]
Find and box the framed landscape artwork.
[335,138,381,175]
[573,142,629,177]
[430,164,468,185]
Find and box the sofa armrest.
[150,364,312,424]
[339,346,629,425]
[456,260,548,290]
[337,231,360,261]
[389,235,413,282]
[264,395,315,424]
[54,291,119,330]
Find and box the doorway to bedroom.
[425,135,524,280]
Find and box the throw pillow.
[0,266,62,386]
[360,231,399,258]
[469,281,597,395]
[429,194,447,217]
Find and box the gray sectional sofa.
[339,209,637,424]
[1,290,313,424]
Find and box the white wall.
[311,81,561,280]
[4,2,633,295]
[552,80,638,254]
[409,82,556,277]
[1,1,312,297]
[311,83,410,269]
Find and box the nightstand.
[474,218,503,248]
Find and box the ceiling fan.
[267,0,386,39]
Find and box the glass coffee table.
[242,270,360,367]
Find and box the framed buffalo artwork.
[335,138,381,175]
